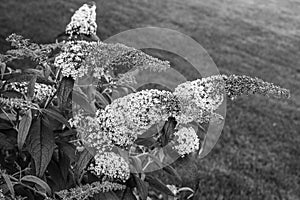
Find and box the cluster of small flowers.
[69,110,113,152]
[54,41,92,79]
[84,41,170,83]
[0,97,38,110]
[54,40,170,83]
[65,3,97,37]
[94,89,180,147]
[174,75,225,124]
[5,33,60,63]
[89,152,130,181]
[172,126,199,157]
[223,74,290,100]
[110,49,171,74]
[74,74,290,160]
[4,82,56,101]
[56,181,125,200]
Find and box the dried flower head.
[56,181,125,200]
[223,74,290,100]
[66,3,97,37]
[89,152,130,181]
[172,126,200,157]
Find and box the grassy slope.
[1,0,300,199]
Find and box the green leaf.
[41,108,71,129]
[133,174,148,200]
[72,87,96,114]
[121,187,137,200]
[57,141,77,163]
[145,175,175,196]
[94,191,120,200]
[26,116,55,177]
[3,71,54,85]
[0,119,14,130]
[0,61,6,79]
[0,132,15,149]
[160,117,177,146]
[17,110,32,150]
[75,149,93,182]
[2,174,15,197]
[26,75,37,100]
[129,156,143,173]
[57,77,74,111]
[163,165,182,183]
[21,175,51,195]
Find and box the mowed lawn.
[1,0,300,199]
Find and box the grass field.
[1,0,300,199]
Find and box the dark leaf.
[17,110,32,150]
[145,175,175,196]
[129,156,143,173]
[21,175,51,195]
[57,141,77,164]
[27,75,37,100]
[0,119,14,130]
[75,149,93,182]
[57,77,74,112]
[2,174,15,197]
[26,116,55,177]
[135,137,157,148]
[121,187,137,200]
[94,191,120,200]
[0,61,6,79]
[0,132,15,149]
[160,117,177,146]
[163,165,182,183]
[3,71,54,85]
[41,108,71,129]
[133,174,148,200]
[59,148,70,182]
[72,87,96,114]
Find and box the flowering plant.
[0,3,290,200]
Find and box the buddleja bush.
[0,2,290,200]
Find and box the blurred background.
[0,0,299,199]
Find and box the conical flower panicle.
[57,181,125,200]
[223,74,290,100]
[54,41,170,83]
[65,3,97,37]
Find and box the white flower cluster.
[174,75,225,124]
[65,3,97,36]
[89,152,130,182]
[69,110,113,152]
[54,41,170,83]
[172,126,199,157]
[0,97,38,110]
[94,89,180,147]
[4,82,56,101]
[54,41,92,79]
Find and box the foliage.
[0,2,290,200]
